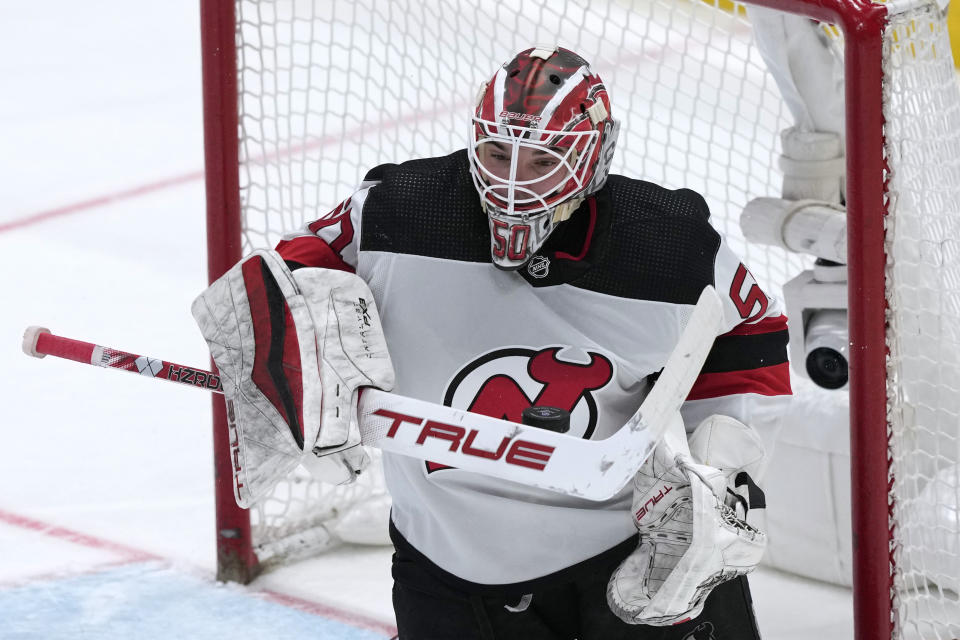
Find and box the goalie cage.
[199,0,960,638]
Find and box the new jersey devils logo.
[428,346,613,473]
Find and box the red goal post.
[199,1,960,638]
[199,0,249,582]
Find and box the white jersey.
[277,150,791,590]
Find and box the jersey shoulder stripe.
[358,153,726,305]
[701,320,789,374]
[275,234,355,273]
[688,361,792,400]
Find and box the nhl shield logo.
[527,255,550,278]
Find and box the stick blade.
[22,326,51,358]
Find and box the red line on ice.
[0,33,699,237]
[0,99,469,236]
[0,507,397,635]
[260,589,398,638]
[0,558,147,590]
[0,171,204,234]
[0,508,159,562]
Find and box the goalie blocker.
[190,250,396,506]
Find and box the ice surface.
[0,2,852,638]
[0,563,390,640]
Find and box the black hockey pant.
[392,543,762,640]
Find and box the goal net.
[199,0,960,637]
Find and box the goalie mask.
[469,46,620,270]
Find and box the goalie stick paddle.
[22,286,723,501]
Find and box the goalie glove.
[606,413,767,626]
[191,250,395,508]
[292,266,395,484]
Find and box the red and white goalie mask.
[469,46,620,270]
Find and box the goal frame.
[199,0,254,584]
[198,0,894,636]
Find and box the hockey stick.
[23,286,722,501]
[22,326,226,392]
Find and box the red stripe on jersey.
[722,314,788,337]
[687,361,792,401]
[275,235,355,273]
[306,197,355,255]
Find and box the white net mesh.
[884,6,960,638]
[249,449,388,569]
[228,0,960,634]
[234,0,802,286]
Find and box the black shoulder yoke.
[567,175,721,304]
[358,155,721,305]
[359,150,490,263]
